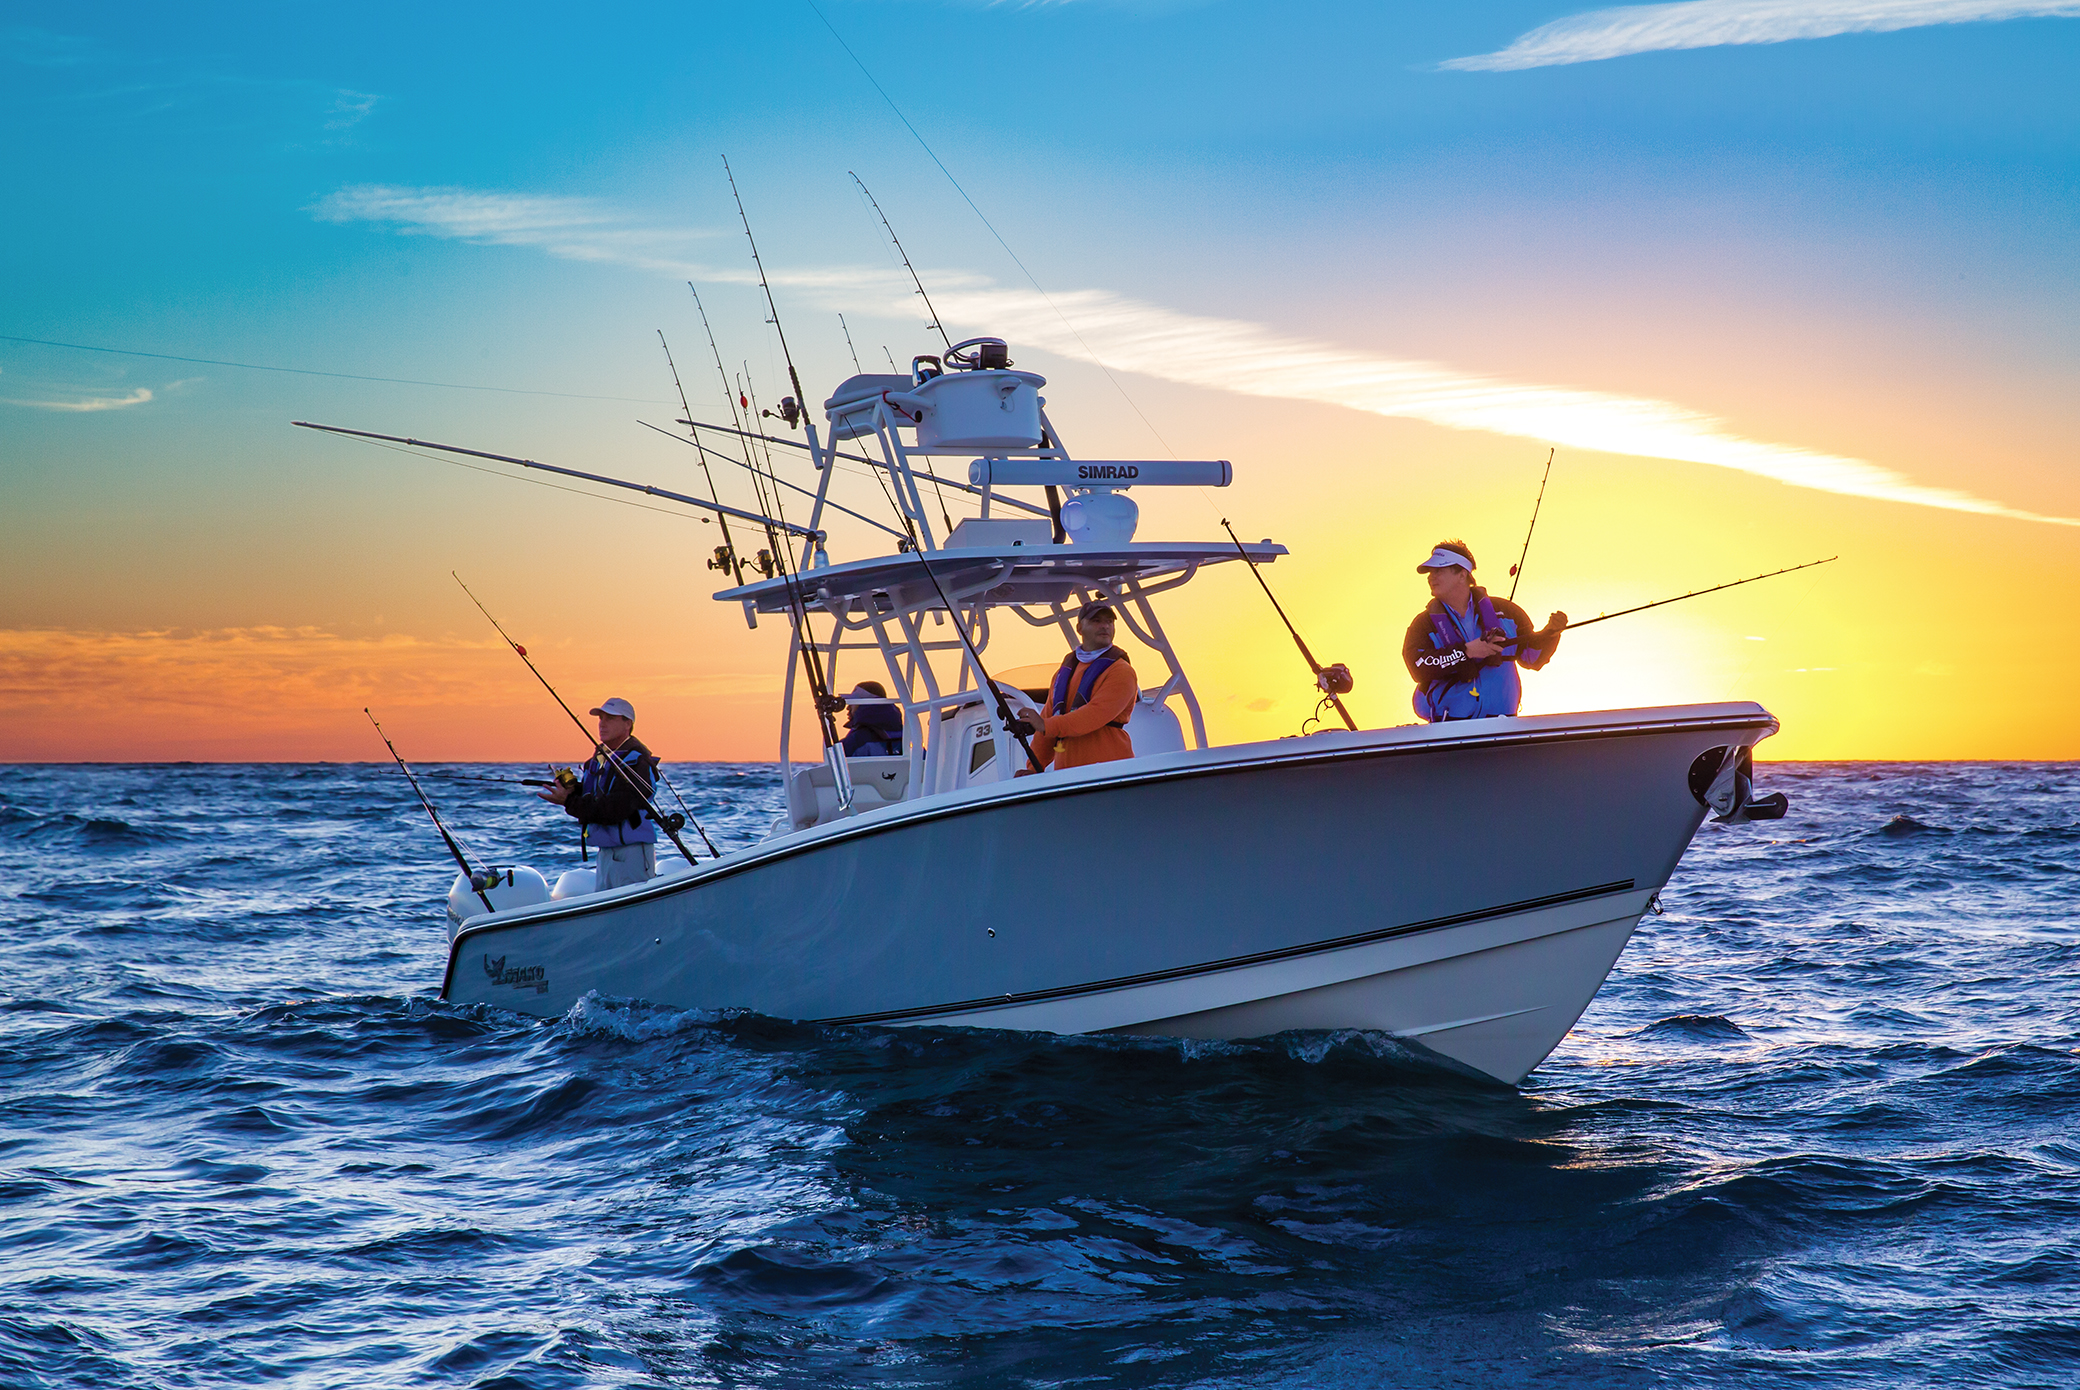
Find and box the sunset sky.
[3,1,2076,764]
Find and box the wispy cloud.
[3,386,154,412]
[310,185,732,280]
[315,182,2078,528]
[1,25,107,68]
[324,90,382,131]
[1442,0,2080,71]
[945,286,2077,526]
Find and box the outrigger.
[313,335,1788,1085]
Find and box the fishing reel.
[553,767,580,792]
[707,545,735,574]
[753,549,778,579]
[761,396,802,429]
[658,812,687,833]
[1316,663,1354,696]
[815,694,849,716]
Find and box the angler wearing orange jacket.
[1014,604,1137,771]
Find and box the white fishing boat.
[432,337,1787,1085]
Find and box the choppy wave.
[0,759,2074,1387]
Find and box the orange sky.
[5,362,2074,764]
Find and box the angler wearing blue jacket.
[537,696,660,889]
[1402,541,1567,722]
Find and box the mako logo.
[1076,464,1138,481]
[483,954,549,994]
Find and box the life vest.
[578,739,658,848]
[1049,647,1132,728]
[1416,594,1523,722]
[843,701,903,757]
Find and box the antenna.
[852,172,953,352]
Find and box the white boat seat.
[791,756,912,828]
[845,755,911,802]
[1126,693,1186,757]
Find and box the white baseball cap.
[588,697,635,720]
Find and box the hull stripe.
[806,878,1635,1026]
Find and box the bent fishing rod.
[912,557,1045,773]
[1220,520,1357,732]
[1508,448,1553,604]
[365,708,495,912]
[290,421,824,544]
[1565,556,1838,631]
[450,574,715,862]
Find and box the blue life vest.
[1049,648,1130,726]
[579,743,657,848]
[842,701,903,757]
[1414,595,1525,722]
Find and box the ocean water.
[1,760,2076,1389]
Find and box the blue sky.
[3,1,2077,758]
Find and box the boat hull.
[445,704,1776,1084]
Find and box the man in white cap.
[537,696,660,889]
[1402,540,1566,722]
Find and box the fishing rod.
[912,557,1044,773]
[635,420,905,540]
[839,313,863,374]
[290,421,823,542]
[1220,520,1358,732]
[847,174,961,533]
[1508,448,1553,604]
[1565,556,1839,631]
[722,155,807,428]
[658,330,744,583]
[687,284,847,757]
[365,709,495,912]
[724,168,927,552]
[449,574,714,862]
[852,171,953,352]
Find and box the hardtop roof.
[713,540,1285,615]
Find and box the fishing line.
[659,330,745,583]
[365,709,495,910]
[845,175,963,538]
[1508,448,1554,604]
[806,6,1176,457]
[1566,557,1839,631]
[1729,560,1833,700]
[852,172,954,352]
[690,286,845,752]
[910,557,1044,773]
[450,574,715,862]
[315,432,717,527]
[1220,519,1357,732]
[838,314,863,373]
[0,333,671,404]
[635,420,904,539]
